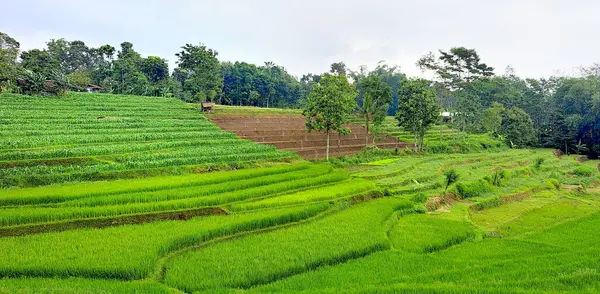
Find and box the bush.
[410,193,428,203]
[546,179,561,190]
[489,169,507,186]
[534,157,545,169]
[382,188,392,197]
[455,180,493,198]
[471,197,501,211]
[444,169,459,191]
[573,165,594,177]
[413,205,427,214]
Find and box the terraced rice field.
[209,114,411,160]
[0,93,296,188]
[350,116,506,153]
[2,93,600,293]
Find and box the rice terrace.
[2,6,600,292]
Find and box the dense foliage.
[302,73,358,160]
[396,78,441,151]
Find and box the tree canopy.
[396,78,440,152]
[357,73,393,147]
[303,73,358,160]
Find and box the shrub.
[410,193,428,203]
[490,169,506,186]
[534,157,545,169]
[546,179,561,190]
[382,188,392,197]
[443,169,459,191]
[455,180,492,198]
[413,205,427,214]
[573,165,594,177]
[471,196,502,211]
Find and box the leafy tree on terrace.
[418,47,494,139]
[350,62,406,116]
[396,78,441,152]
[140,56,169,83]
[357,73,393,147]
[0,32,20,90]
[549,77,600,157]
[482,102,505,138]
[303,73,358,160]
[499,106,536,148]
[111,42,150,95]
[175,43,223,102]
[20,49,59,76]
[417,47,494,89]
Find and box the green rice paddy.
[1,92,599,293]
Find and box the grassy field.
[1,93,600,293]
[0,93,298,188]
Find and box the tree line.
[0,31,599,158]
[303,47,600,159]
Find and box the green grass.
[208,104,301,115]
[251,212,600,293]
[0,163,311,206]
[0,277,175,294]
[0,204,328,279]
[1,99,599,294]
[0,164,343,227]
[163,197,413,292]
[497,197,600,238]
[389,213,477,253]
[228,178,376,211]
[0,92,297,188]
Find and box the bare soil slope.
[209,115,411,159]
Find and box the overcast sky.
[2,0,599,78]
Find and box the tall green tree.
[482,102,505,137]
[221,61,305,107]
[111,42,149,95]
[330,62,347,76]
[140,56,169,83]
[549,77,600,156]
[418,47,494,140]
[0,32,20,89]
[357,73,393,147]
[500,106,536,148]
[417,47,494,89]
[175,43,223,101]
[20,49,59,76]
[396,78,441,152]
[350,62,405,116]
[46,39,101,74]
[303,73,358,160]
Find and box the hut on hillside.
[87,84,102,93]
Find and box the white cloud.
[2,0,600,78]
